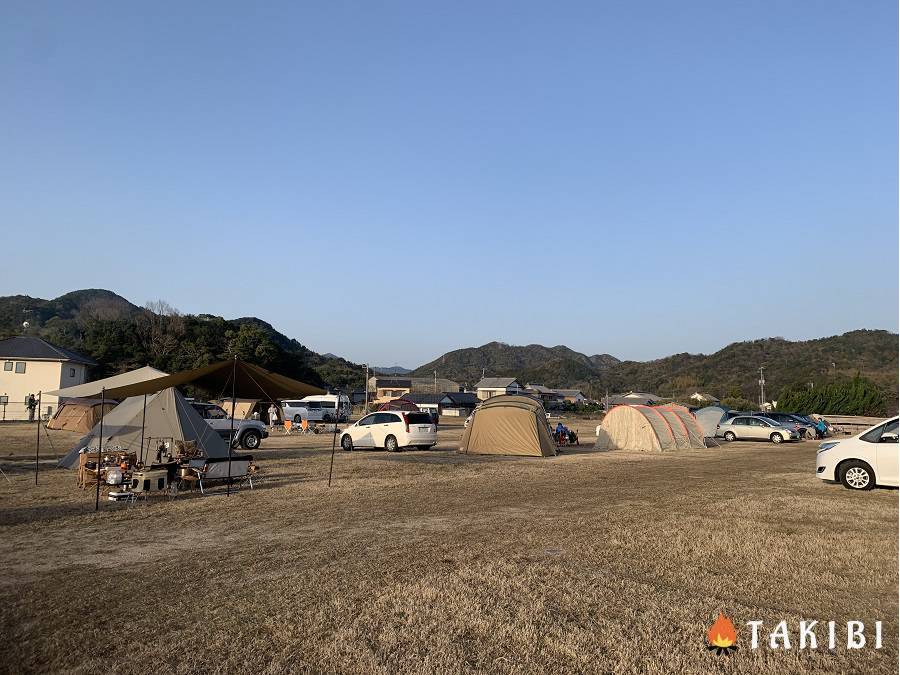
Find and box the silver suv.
[190,402,269,449]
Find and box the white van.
[302,394,351,422]
[281,400,311,423]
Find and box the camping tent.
[594,404,706,452]
[378,399,420,412]
[58,387,228,468]
[459,395,557,457]
[44,365,169,398]
[694,406,728,439]
[47,398,117,433]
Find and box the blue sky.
[1,1,896,367]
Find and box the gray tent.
[695,406,728,438]
[59,387,228,468]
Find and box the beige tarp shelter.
[213,398,261,420]
[91,358,324,400]
[46,398,117,433]
[594,404,706,452]
[459,395,557,457]
[59,387,228,468]
[44,365,169,398]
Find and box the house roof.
[475,377,520,389]
[554,389,586,397]
[525,384,556,395]
[401,393,444,405]
[441,392,480,406]
[0,336,97,366]
[691,392,720,401]
[374,378,411,388]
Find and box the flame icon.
[707,612,737,654]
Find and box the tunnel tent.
[656,407,691,449]
[694,406,728,439]
[58,387,228,468]
[459,394,557,457]
[662,404,706,448]
[594,404,678,452]
[46,398,118,433]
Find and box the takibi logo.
[707,612,738,655]
[705,612,884,654]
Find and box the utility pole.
[363,363,369,413]
[758,366,766,410]
[434,370,437,393]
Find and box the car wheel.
[723,431,736,442]
[241,430,261,449]
[840,460,875,490]
[293,414,302,423]
[341,435,353,452]
[770,432,784,444]
[323,413,333,422]
[384,435,399,452]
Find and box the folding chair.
[283,420,294,434]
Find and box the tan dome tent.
[459,395,557,457]
[47,398,118,433]
[595,404,702,452]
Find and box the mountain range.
[0,290,896,405]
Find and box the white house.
[554,389,588,405]
[689,392,720,404]
[475,377,524,401]
[0,336,96,420]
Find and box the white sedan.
[816,417,899,490]
[340,411,436,452]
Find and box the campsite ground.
[0,419,896,674]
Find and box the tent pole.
[95,388,106,511]
[139,393,148,466]
[328,389,339,487]
[34,391,41,485]
[227,356,236,496]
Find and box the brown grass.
[0,418,896,674]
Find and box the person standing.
[26,393,36,422]
[268,403,279,430]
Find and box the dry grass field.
[0,418,896,674]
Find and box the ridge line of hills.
[0,290,896,407]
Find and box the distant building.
[439,392,480,417]
[368,376,461,402]
[475,377,524,401]
[0,336,96,420]
[525,384,564,406]
[400,392,444,416]
[554,389,588,405]
[689,392,720,404]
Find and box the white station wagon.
[716,415,800,444]
[340,411,436,452]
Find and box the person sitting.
[815,418,827,440]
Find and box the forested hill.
[0,290,365,391]
[412,332,899,403]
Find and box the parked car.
[760,412,815,438]
[339,411,436,452]
[189,402,269,449]
[716,415,800,444]
[281,400,311,423]
[816,417,899,490]
[301,394,351,422]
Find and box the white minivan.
[816,417,899,490]
[302,394,350,422]
[339,411,436,452]
[281,400,311,423]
